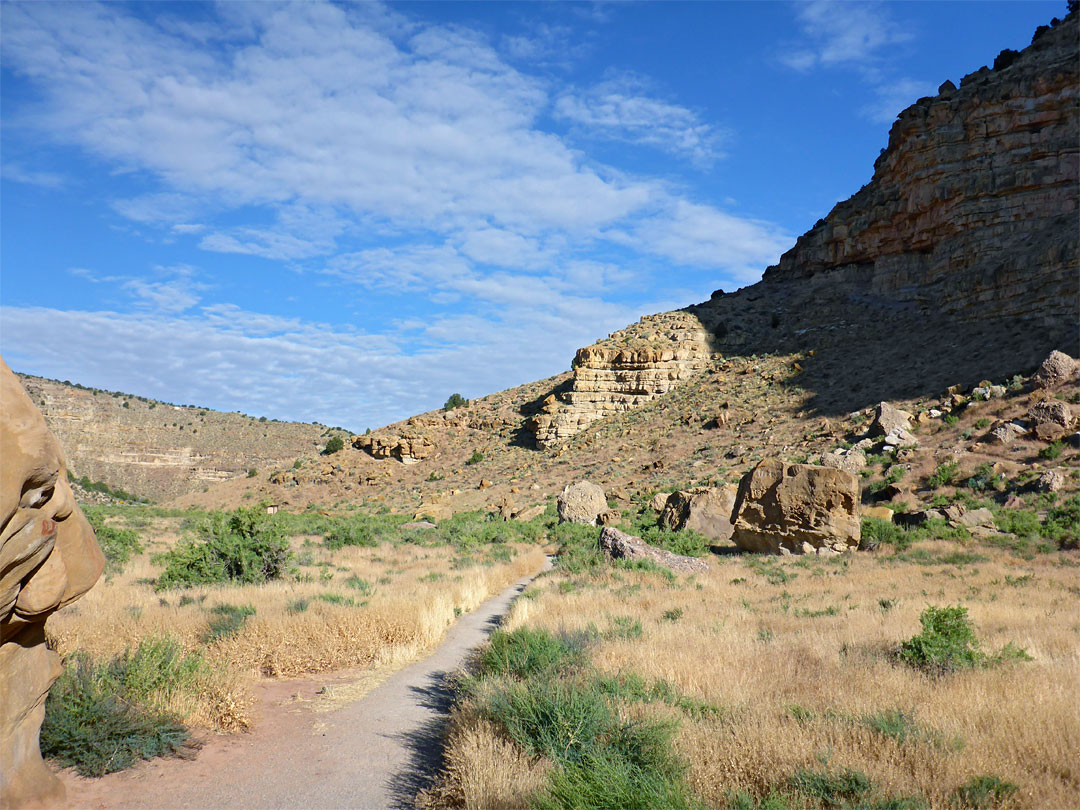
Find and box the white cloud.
[861,77,937,123]
[555,76,726,166]
[1,162,66,188]
[782,0,909,70]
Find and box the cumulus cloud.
[781,0,909,71]
[862,77,938,123]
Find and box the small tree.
[323,436,344,455]
[444,393,467,411]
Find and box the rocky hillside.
[174,11,1078,520]
[19,375,341,502]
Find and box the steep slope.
[19,375,340,502]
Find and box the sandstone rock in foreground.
[1,357,104,809]
[557,481,608,525]
[659,485,738,543]
[731,460,861,555]
[1033,350,1078,390]
[598,527,710,574]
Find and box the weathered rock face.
[530,311,712,448]
[1,358,104,809]
[353,433,435,464]
[763,17,1078,325]
[659,485,738,544]
[820,448,867,475]
[1034,350,1079,390]
[598,527,710,574]
[557,481,608,525]
[730,460,861,555]
[1027,399,1074,441]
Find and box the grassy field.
[426,535,1080,809]
[45,505,549,742]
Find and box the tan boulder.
[598,527,709,574]
[659,485,738,543]
[1027,400,1073,442]
[515,504,546,523]
[648,492,671,512]
[864,506,895,523]
[820,448,867,475]
[1033,350,1078,390]
[730,460,861,555]
[557,481,607,526]
[1,357,104,809]
[869,402,913,438]
[414,503,453,522]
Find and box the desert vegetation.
[425,524,1080,809]
[43,504,549,775]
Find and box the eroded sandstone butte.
[1,358,104,809]
[531,13,1078,447]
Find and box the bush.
[443,393,468,411]
[41,638,203,776]
[323,436,344,455]
[860,517,911,551]
[951,775,1018,808]
[928,460,961,489]
[202,604,256,643]
[83,506,144,575]
[155,507,292,589]
[899,605,983,673]
[479,627,588,680]
[247,468,257,478]
[1045,494,1080,549]
[466,450,484,465]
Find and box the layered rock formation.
[353,432,435,464]
[1,359,104,809]
[19,375,329,501]
[529,311,713,448]
[526,13,1077,446]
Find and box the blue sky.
[0,1,1061,431]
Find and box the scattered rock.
[990,421,1028,445]
[658,485,739,543]
[401,521,437,530]
[1037,470,1065,492]
[1027,400,1073,441]
[515,504,546,523]
[869,402,914,438]
[820,448,867,475]
[882,427,918,448]
[1,358,105,809]
[864,506,895,522]
[648,492,671,513]
[942,505,995,528]
[478,479,493,490]
[597,509,622,527]
[1033,350,1078,390]
[414,504,453,522]
[557,481,608,525]
[730,461,861,556]
[598,527,709,574]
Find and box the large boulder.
[598,527,709,574]
[557,481,607,525]
[869,402,913,438]
[1027,400,1073,442]
[730,460,861,555]
[659,485,738,543]
[1033,350,1078,390]
[1,357,104,809]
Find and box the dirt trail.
[60,564,547,810]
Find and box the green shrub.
[443,393,468,411]
[864,709,920,744]
[247,468,257,478]
[466,450,484,465]
[1044,494,1080,549]
[789,768,872,805]
[155,507,292,589]
[860,517,911,551]
[344,575,375,596]
[83,506,144,575]
[1038,440,1064,460]
[202,604,255,644]
[899,605,983,673]
[479,627,588,680]
[928,460,961,489]
[322,435,344,455]
[966,462,997,492]
[950,775,1018,808]
[41,638,204,776]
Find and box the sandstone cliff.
[530,12,1078,448]
[19,376,335,502]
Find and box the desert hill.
[18,374,347,502]
[173,11,1078,519]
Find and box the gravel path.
[62,565,546,810]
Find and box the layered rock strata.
[530,311,713,448]
[1,358,104,808]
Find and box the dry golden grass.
[47,517,546,732]
[440,542,1080,809]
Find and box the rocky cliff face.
[529,311,713,448]
[19,376,332,502]
[530,12,1078,447]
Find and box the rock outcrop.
[353,433,435,464]
[730,460,861,555]
[1033,350,1079,389]
[659,485,738,544]
[557,481,608,526]
[598,527,710,574]
[530,311,712,448]
[1,358,104,809]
